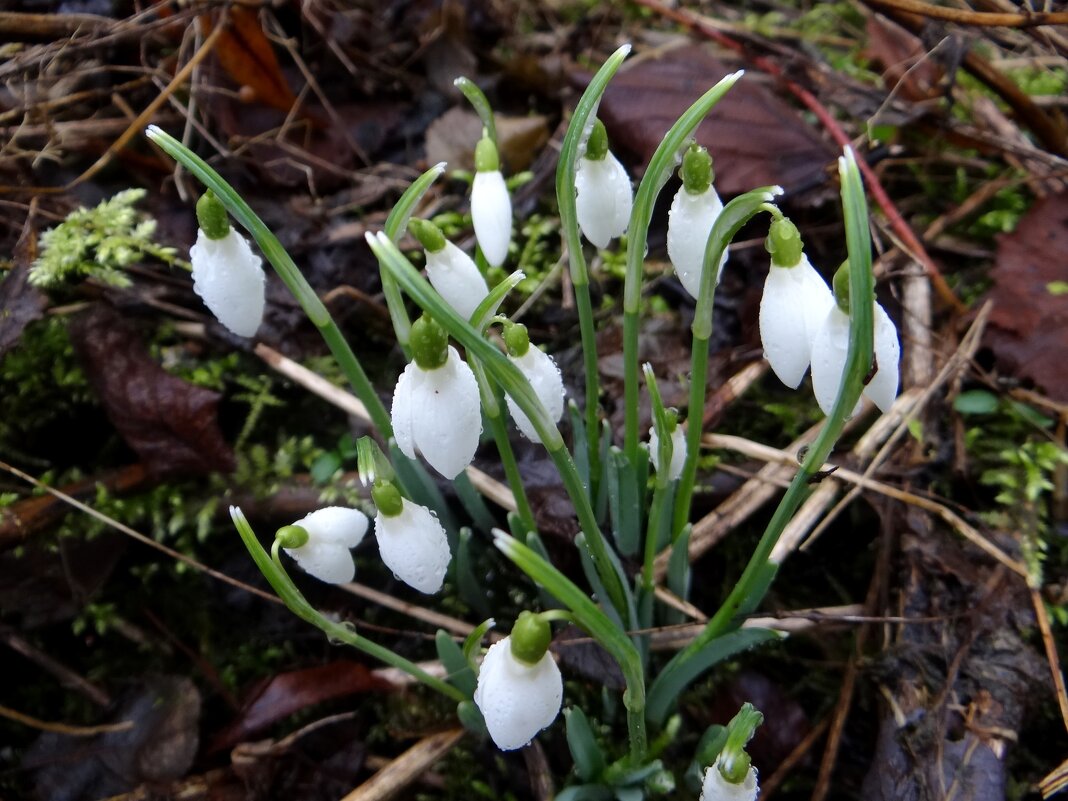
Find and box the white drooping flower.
[373,491,451,594]
[575,119,632,249]
[471,135,512,267]
[810,300,900,417]
[699,756,759,801]
[474,634,563,751]
[392,318,482,479]
[758,218,835,389]
[410,218,489,321]
[282,506,368,584]
[503,324,565,443]
[667,144,727,299]
[189,220,266,337]
[649,424,687,482]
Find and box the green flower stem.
[622,71,743,463]
[145,126,394,438]
[232,508,465,703]
[454,77,496,145]
[494,531,647,764]
[672,190,783,537]
[469,356,537,534]
[383,162,447,352]
[368,233,632,621]
[556,43,631,475]
[646,151,875,727]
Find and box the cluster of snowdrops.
[146,43,898,801]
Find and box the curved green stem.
[647,150,875,727]
[556,43,631,477]
[454,77,496,145]
[233,508,465,703]
[672,187,783,537]
[146,126,394,437]
[622,71,744,462]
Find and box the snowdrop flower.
[410,218,488,320]
[371,481,450,594]
[575,119,632,248]
[758,217,835,388]
[809,266,900,417]
[474,612,563,751]
[471,132,512,267]
[392,314,482,479]
[648,417,686,482]
[503,323,565,443]
[188,191,265,337]
[667,144,728,299]
[276,506,368,584]
[700,755,759,801]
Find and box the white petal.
[649,426,687,482]
[285,540,355,584]
[472,170,512,268]
[506,347,565,443]
[864,302,900,413]
[810,305,862,417]
[189,227,265,337]
[758,255,834,389]
[425,241,490,320]
[473,637,563,751]
[390,360,422,461]
[667,187,727,299]
[293,506,369,547]
[700,758,759,801]
[410,347,482,479]
[374,500,451,593]
[575,152,632,249]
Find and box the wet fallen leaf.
[209,660,394,753]
[0,216,47,358]
[25,675,201,801]
[984,192,1068,402]
[202,7,297,114]
[426,107,550,172]
[69,305,236,476]
[553,625,626,691]
[582,44,834,195]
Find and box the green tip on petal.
[665,408,679,433]
[585,119,609,161]
[765,216,804,268]
[509,611,551,665]
[275,525,309,549]
[475,133,499,173]
[410,313,449,370]
[371,481,404,517]
[832,261,851,313]
[503,321,530,357]
[409,218,446,253]
[196,190,230,240]
[681,143,713,195]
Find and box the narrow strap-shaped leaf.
[435,630,476,697]
[565,706,606,783]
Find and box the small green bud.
[718,751,753,785]
[509,610,551,665]
[275,525,309,549]
[475,132,499,173]
[409,218,446,253]
[410,313,448,370]
[371,481,404,517]
[765,217,804,267]
[832,261,850,313]
[665,408,679,433]
[681,143,713,195]
[196,190,230,240]
[503,321,530,357]
[585,119,609,161]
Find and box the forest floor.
[2,1,1068,800]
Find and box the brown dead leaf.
[0,211,48,358]
[69,305,236,476]
[582,44,834,195]
[984,192,1068,402]
[209,660,393,753]
[865,16,944,102]
[425,107,550,172]
[202,7,297,114]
